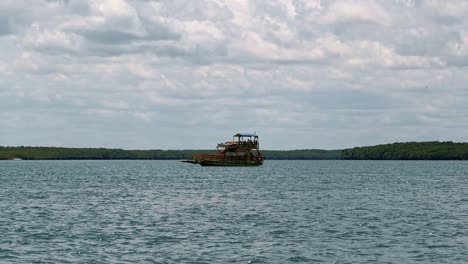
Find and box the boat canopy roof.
[234,133,258,138]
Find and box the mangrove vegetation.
[0,146,340,160]
[341,141,468,160]
[2,141,468,160]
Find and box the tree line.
[0,147,215,160]
[2,142,468,160]
[0,146,340,160]
[341,141,468,160]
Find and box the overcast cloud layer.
[1,0,468,149]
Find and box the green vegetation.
[341,141,468,160]
[263,149,341,160]
[2,141,468,160]
[0,146,340,160]
[0,146,216,160]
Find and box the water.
[0,160,467,263]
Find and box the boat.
[182,133,264,166]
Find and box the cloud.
[320,0,391,25]
[1,0,468,149]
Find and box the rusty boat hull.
[189,154,264,166]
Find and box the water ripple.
[0,160,467,263]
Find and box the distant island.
[341,141,468,160]
[1,141,468,160]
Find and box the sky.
[1,0,468,150]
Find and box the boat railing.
[221,141,259,147]
[193,153,258,161]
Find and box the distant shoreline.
[2,141,468,160]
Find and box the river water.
[0,160,467,263]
